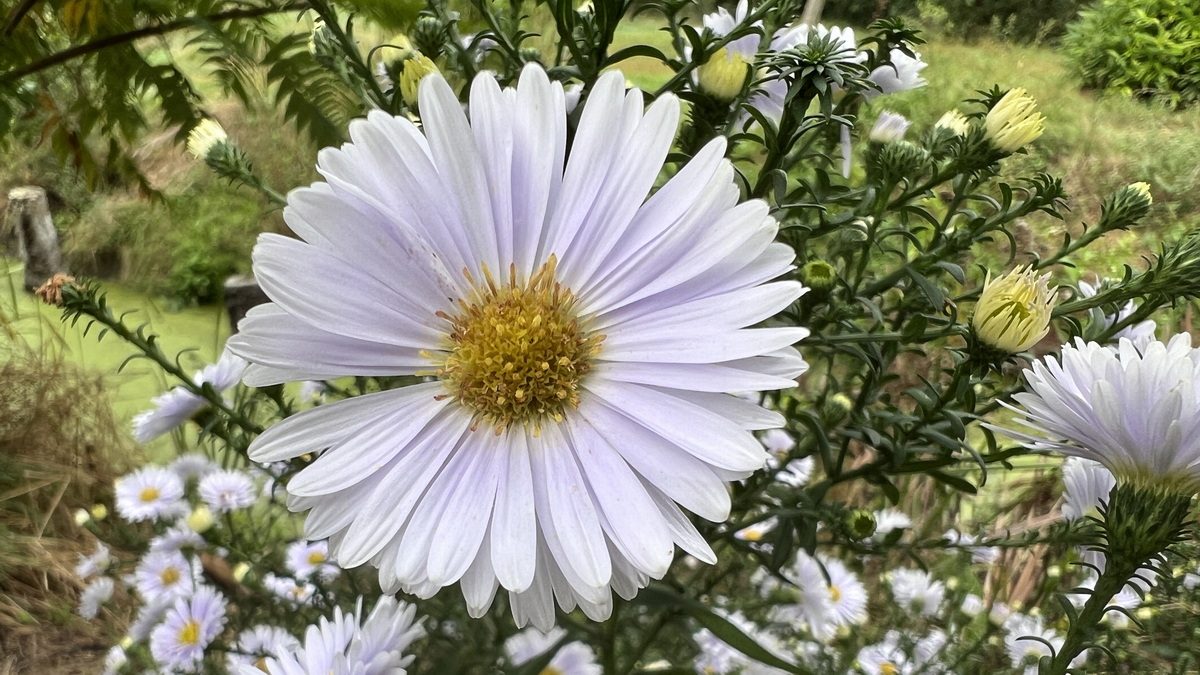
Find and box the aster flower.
[734,517,778,542]
[871,508,911,542]
[149,522,206,553]
[1077,280,1156,349]
[776,456,814,488]
[1061,457,1116,521]
[103,646,128,675]
[229,65,807,629]
[245,597,422,675]
[820,556,868,630]
[263,572,316,606]
[198,469,257,513]
[943,528,1000,565]
[760,428,795,457]
[748,24,864,127]
[78,576,114,619]
[129,597,173,642]
[150,585,227,672]
[169,453,218,482]
[114,467,186,522]
[285,540,340,581]
[134,550,196,603]
[693,612,790,674]
[961,593,985,617]
[889,568,945,617]
[935,109,970,136]
[769,552,835,640]
[999,335,1200,492]
[869,111,910,143]
[1002,614,1084,675]
[186,119,228,160]
[505,627,601,675]
[689,0,758,100]
[75,541,111,579]
[867,49,927,96]
[971,266,1056,355]
[132,350,247,443]
[226,625,300,672]
[856,632,907,675]
[985,88,1045,153]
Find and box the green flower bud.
[846,509,876,540]
[802,260,838,291]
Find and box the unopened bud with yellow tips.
[232,562,251,582]
[697,48,750,101]
[935,109,970,136]
[985,88,1045,153]
[400,53,440,109]
[186,505,215,533]
[971,266,1056,354]
[186,118,229,160]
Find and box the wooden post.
[800,0,825,25]
[3,186,65,291]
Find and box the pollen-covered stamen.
[436,256,603,432]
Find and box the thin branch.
[0,2,310,83]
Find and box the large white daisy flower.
[133,350,247,443]
[1061,457,1115,521]
[229,65,807,628]
[888,568,945,617]
[198,469,257,513]
[75,541,111,579]
[505,627,600,675]
[150,585,227,672]
[134,550,196,603]
[242,597,423,675]
[115,467,186,523]
[867,49,928,97]
[78,576,114,619]
[998,335,1200,491]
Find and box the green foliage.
[823,0,1085,44]
[1063,0,1200,109]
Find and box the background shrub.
[823,0,1085,43]
[1063,0,1200,108]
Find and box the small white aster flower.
[76,541,111,579]
[869,111,910,143]
[78,576,115,619]
[129,597,173,642]
[285,540,340,581]
[868,50,927,96]
[1061,457,1115,521]
[961,593,985,617]
[186,119,228,160]
[149,521,207,553]
[820,556,868,630]
[115,467,186,522]
[735,517,777,542]
[263,572,316,606]
[1077,280,1157,350]
[1003,614,1085,674]
[770,552,835,641]
[943,529,999,565]
[198,469,257,513]
[760,428,795,456]
[1184,566,1200,590]
[871,508,911,542]
[132,350,247,443]
[226,625,300,672]
[244,596,423,675]
[913,629,947,670]
[134,550,195,603]
[169,453,218,482]
[776,456,814,488]
[693,611,790,674]
[150,585,227,672]
[998,335,1200,492]
[505,627,601,674]
[103,646,128,675]
[856,632,907,675]
[889,568,944,617]
[228,64,808,629]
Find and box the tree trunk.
[800,0,825,25]
[3,186,65,291]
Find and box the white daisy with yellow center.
[230,65,808,630]
[149,586,226,671]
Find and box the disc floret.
[436,257,602,432]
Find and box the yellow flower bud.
[1129,181,1152,205]
[400,54,440,109]
[90,504,109,521]
[186,118,228,160]
[186,505,215,533]
[232,562,251,582]
[73,508,90,526]
[935,109,970,136]
[972,266,1057,354]
[984,88,1045,153]
[697,48,749,101]
[119,635,134,650]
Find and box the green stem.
[1042,560,1131,674]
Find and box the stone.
[223,274,269,333]
[3,186,66,291]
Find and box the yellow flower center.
[435,257,602,433]
[829,584,842,603]
[540,668,565,675]
[139,487,160,503]
[308,551,326,565]
[880,663,899,675]
[178,619,201,646]
[160,566,181,586]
